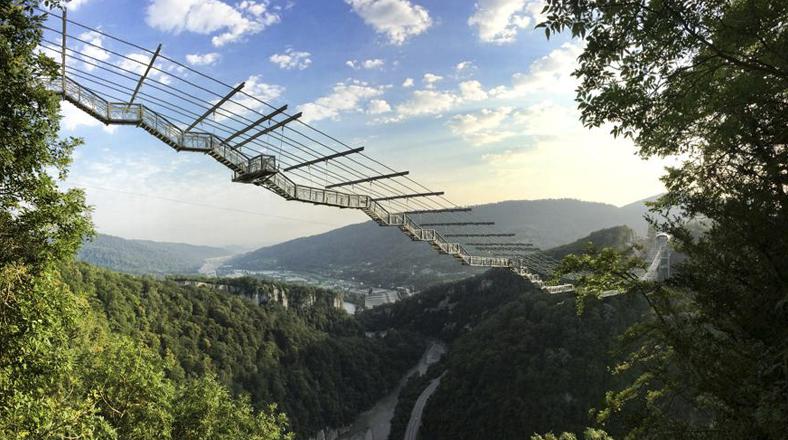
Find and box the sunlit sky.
[56,0,669,248]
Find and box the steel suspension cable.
[42,33,459,213]
[38,11,464,207]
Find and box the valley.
[60,258,645,439]
[61,214,649,439]
[222,198,652,290]
[5,2,784,439]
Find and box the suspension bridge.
[37,8,668,294]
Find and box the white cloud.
[381,79,490,123]
[146,0,281,47]
[186,52,220,66]
[469,102,670,206]
[448,102,583,146]
[216,74,284,120]
[510,101,583,136]
[66,0,91,10]
[239,75,284,101]
[375,42,580,126]
[489,41,582,98]
[422,73,443,88]
[78,31,110,71]
[449,107,515,145]
[458,80,488,101]
[455,61,474,72]
[345,0,432,45]
[394,89,458,119]
[375,41,580,125]
[468,0,544,44]
[118,52,180,85]
[363,59,385,69]
[346,58,385,70]
[298,80,385,123]
[366,99,392,114]
[270,48,312,70]
[60,101,116,134]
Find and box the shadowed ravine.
[322,341,446,440]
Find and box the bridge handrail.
[54,78,258,171]
[49,76,563,293]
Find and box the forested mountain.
[544,225,635,259]
[360,269,649,439]
[77,233,235,275]
[60,260,648,440]
[226,198,651,288]
[59,263,423,438]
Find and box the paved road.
[403,374,444,440]
[336,342,446,440]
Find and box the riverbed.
[337,341,446,440]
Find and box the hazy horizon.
[58,0,670,247]
[87,192,658,250]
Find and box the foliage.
[0,0,92,272]
[0,264,109,439]
[78,233,232,275]
[173,375,294,440]
[360,269,647,439]
[360,268,527,341]
[81,336,175,440]
[0,3,292,439]
[541,0,788,438]
[388,360,445,440]
[545,226,635,260]
[60,263,426,436]
[532,429,614,440]
[0,2,100,437]
[417,271,647,440]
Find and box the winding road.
[336,342,446,440]
[403,373,444,440]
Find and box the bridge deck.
[51,77,574,293]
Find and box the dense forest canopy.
[539,0,788,438]
[77,233,233,275]
[0,2,293,438]
[60,263,425,437]
[3,0,786,439]
[362,269,648,439]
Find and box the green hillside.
[360,269,649,439]
[77,233,234,275]
[60,263,424,437]
[544,225,635,259]
[226,198,651,289]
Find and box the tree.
[172,375,293,440]
[82,336,175,440]
[0,0,92,271]
[0,3,295,438]
[0,265,111,439]
[541,1,788,438]
[0,2,102,437]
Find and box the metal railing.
[49,76,572,294]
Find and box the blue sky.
[54,0,669,247]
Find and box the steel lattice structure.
[36,8,669,295]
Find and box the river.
[334,341,446,440]
[198,255,234,276]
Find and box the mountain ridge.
[225,197,654,288]
[78,233,236,275]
